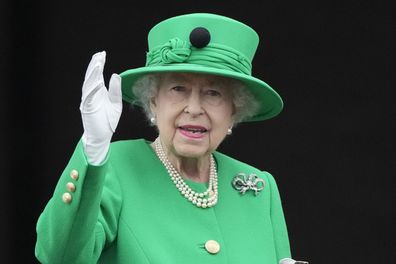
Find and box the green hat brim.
[120,64,283,122]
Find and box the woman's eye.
[171,86,186,92]
[205,90,221,97]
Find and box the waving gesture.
[80,51,122,165]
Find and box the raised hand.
[80,51,122,165]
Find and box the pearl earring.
[150,117,156,125]
[227,128,233,135]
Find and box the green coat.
[35,139,291,263]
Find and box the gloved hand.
[80,51,122,165]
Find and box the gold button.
[66,182,76,192]
[205,240,220,254]
[70,169,79,180]
[62,192,72,204]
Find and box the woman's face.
[151,73,234,160]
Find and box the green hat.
[120,13,283,122]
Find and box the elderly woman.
[35,13,307,264]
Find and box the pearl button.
[70,169,79,180]
[62,192,72,204]
[66,182,76,192]
[205,240,220,254]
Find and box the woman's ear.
[149,97,159,126]
[149,97,157,114]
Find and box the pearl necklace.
[153,137,218,208]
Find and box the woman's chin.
[173,144,210,159]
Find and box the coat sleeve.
[35,139,122,264]
[264,171,292,262]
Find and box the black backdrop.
[1,0,395,263]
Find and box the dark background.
[1,0,395,263]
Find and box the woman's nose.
[184,91,204,116]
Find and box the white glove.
[80,51,122,165]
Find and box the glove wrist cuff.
[82,133,111,165]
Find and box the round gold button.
[204,240,220,254]
[70,169,79,180]
[62,192,72,204]
[66,182,76,192]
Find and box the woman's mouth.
[178,125,208,139]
